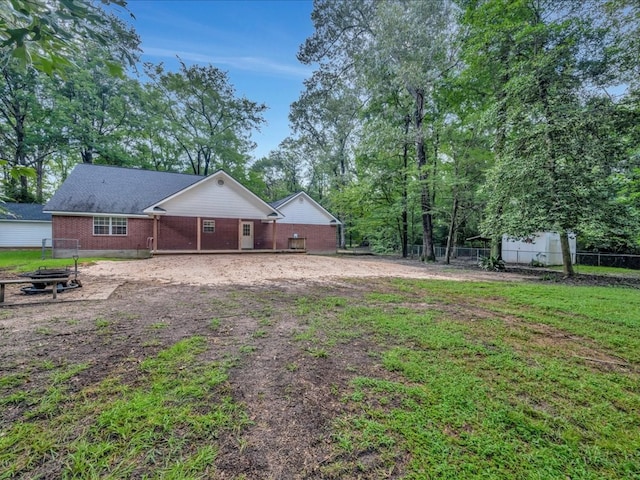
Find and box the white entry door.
[241,221,254,249]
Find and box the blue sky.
[125,0,315,160]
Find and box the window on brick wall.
[203,220,215,233]
[93,217,128,236]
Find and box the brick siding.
[157,216,198,250]
[53,215,338,254]
[53,216,152,251]
[200,218,239,250]
[275,224,338,253]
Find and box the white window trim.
[93,216,128,236]
[203,219,216,233]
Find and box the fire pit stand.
[18,256,82,296]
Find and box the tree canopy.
[0,0,135,75]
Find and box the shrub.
[479,256,506,271]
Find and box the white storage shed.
[502,232,576,266]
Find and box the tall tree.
[146,61,267,178]
[374,0,458,261]
[298,0,458,259]
[57,49,143,166]
[252,137,306,200]
[0,60,62,202]
[0,0,139,206]
[289,73,361,247]
[463,0,629,275]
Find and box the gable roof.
[270,192,341,225]
[143,170,282,219]
[44,164,282,220]
[269,192,298,210]
[44,164,202,216]
[0,203,51,221]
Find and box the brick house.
[270,192,341,253]
[43,164,340,258]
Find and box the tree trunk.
[15,113,31,202]
[36,161,44,203]
[445,197,459,265]
[401,114,410,258]
[491,235,502,260]
[81,148,93,164]
[488,46,509,262]
[401,198,408,257]
[560,231,575,277]
[414,88,436,262]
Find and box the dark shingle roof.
[269,192,299,210]
[0,203,51,221]
[44,164,203,215]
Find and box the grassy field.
[325,280,640,478]
[550,264,640,276]
[0,249,114,274]
[1,276,639,478]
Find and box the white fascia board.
[275,191,303,209]
[143,170,283,219]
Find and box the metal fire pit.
[19,257,82,295]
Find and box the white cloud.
[142,47,312,79]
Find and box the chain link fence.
[576,252,640,270]
[41,238,79,259]
[411,245,640,270]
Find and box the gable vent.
[217,179,224,186]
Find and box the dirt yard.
[80,253,522,287]
[0,254,629,478]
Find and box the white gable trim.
[276,192,341,225]
[143,170,282,220]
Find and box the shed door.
[241,221,254,249]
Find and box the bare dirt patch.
[80,253,526,286]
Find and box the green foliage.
[144,61,267,178]
[1,0,638,257]
[248,137,306,201]
[478,255,505,272]
[54,49,144,166]
[0,0,136,75]
[460,0,640,260]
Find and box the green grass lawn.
[296,280,640,478]
[1,276,638,479]
[549,264,640,276]
[0,249,119,274]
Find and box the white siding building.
[502,232,576,266]
[0,203,52,248]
